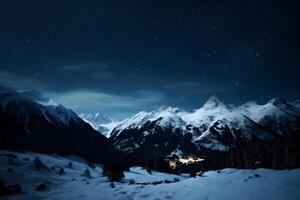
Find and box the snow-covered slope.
[239,98,300,135]
[113,107,185,137]
[1,150,300,200]
[110,107,190,154]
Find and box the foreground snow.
[1,150,300,200]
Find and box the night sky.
[0,0,299,119]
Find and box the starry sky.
[0,0,299,119]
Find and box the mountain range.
[1,87,299,172]
[110,95,300,151]
[108,95,300,170]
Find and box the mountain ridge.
[110,95,300,171]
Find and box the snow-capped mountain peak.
[117,111,151,129]
[179,96,233,127]
[152,107,186,129]
[113,107,186,134]
[202,95,227,110]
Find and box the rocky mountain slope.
[0,87,114,165]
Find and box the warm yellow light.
[167,156,204,169]
[168,160,177,169]
[178,157,204,165]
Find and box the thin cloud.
[90,71,116,80]
[59,62,117,81]
[0,70,41,89]
[46,89,166,119]
[59,62,109,71]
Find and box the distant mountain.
[110,96,300,170]
[79,113,112,124]
[79,113,120,137]
[0,87,114,164]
